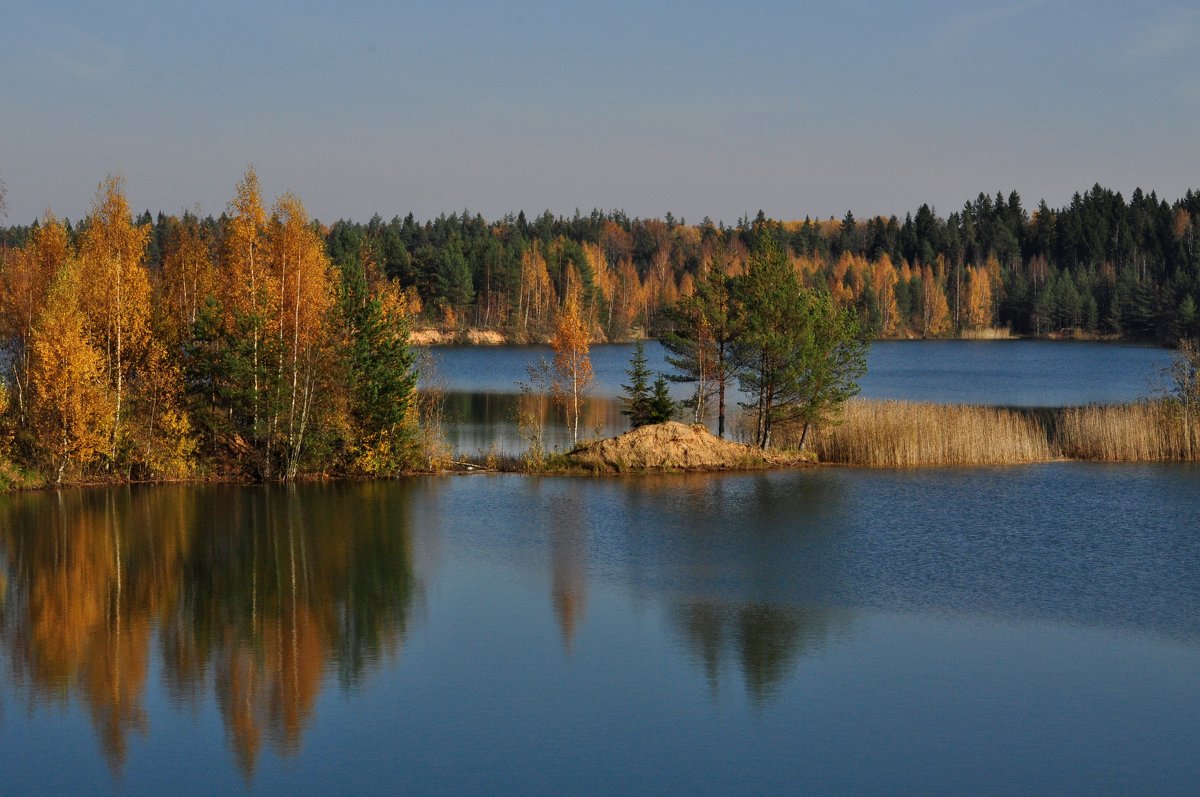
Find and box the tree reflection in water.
[0,483,417,778]
[673,602,850,704]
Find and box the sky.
[1,0,1198,225]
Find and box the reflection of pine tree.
[672,602,848,705]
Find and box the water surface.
[428,340,1175,453]
[1,466,1197,794]
[428,340,1173,405]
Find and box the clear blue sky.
[2,1,1197,225]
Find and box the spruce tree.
[647,376,676,424]
[620,340,653,428]
[338,254,418,470]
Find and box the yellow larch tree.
[77,176,152,457]
[829,251,858,309]
[611,257,643,339]
[872,254,900,336]
[965,265,995,329]
[919,260,952,337]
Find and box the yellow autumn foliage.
[551,286,594,447]
[29,259,115,481]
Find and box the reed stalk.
[812,399,1199,466]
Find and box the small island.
[566,421,812,472]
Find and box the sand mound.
[569,421,795,471]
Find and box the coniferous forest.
[1,173,1198,486]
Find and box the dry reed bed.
[813,399,1199,466]
[1052,402,1198,461]
[958,326,1015,340]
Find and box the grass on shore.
[958,326,1015,340]
[813,399,1199,466]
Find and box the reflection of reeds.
[812,399,1200,466]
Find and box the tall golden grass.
[1053,401,1198,461]
[811,399,1199,466]
[959,326,1015,340]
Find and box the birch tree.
[77,176,152,458]
[30,259,115,482]
[268,193,334,478]
[0,214,70,423]
[550,286,593,447]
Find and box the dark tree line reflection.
[537,472,854,702]
[673,602,849,703]
[0,483,417,778]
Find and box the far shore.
[408,326,1149,347]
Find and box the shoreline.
[408,326,1157,347]
[3,398,1196,493]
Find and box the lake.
[427,339,1175,404]
[427,340,1176,454]
[1,340,1195,795]
[1,466,1197,795]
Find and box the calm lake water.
[1,467,1197,795]
[427,340,1175,454]
[2,342,1194,794]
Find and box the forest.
[0,172,419,487]
[1,173,1198,487]
[4,182,1200,347]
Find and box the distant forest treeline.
[5,182,1197,344]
